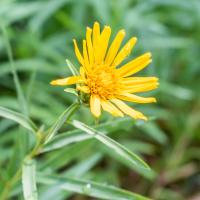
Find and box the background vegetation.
[0,0,200,199]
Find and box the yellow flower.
[51,22,159,120]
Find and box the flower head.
[51,22,159,120]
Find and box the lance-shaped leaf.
[66,59,79,76]
[37,174,151,200]
[44,103,79,144]
[64,88,78,96]
[0,106,37,133]
[42,118,132,152]
[71,120,150,171]
[22,158,38,200]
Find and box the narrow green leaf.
[22,158,38,200]
[0,106,37,133]
[100,142,156,180]
[71,120,151,171]
[66,59,79,76]
[44,103,79,144]
[37,174,151,200]
[42,129,91,152]
[42,118,132,152]
[64,88,78,96]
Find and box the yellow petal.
[118,53,152,77]
[90,95,101,118]
[77,85,90,93]
[79,66,86,79]
[124,82,159,93]
[50,76,83,86]
[97,26,111,63]
[116,93,157,103]
[121,77,158,85]
[93,22,100,63]
[112,37,137,67]
[73,39,84,66]
[105,29,126,65]
[83,40,89,67]
[100,100,124,117]
[111,99,147,120]
[86,27,94,64]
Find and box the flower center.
[86,65,119,99]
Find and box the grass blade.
[71,120,151,171]
[37,174,151,200]
[0,106,37,133]
[22,158,38,200]
[0,23,28,116]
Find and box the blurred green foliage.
[0,0,200,199]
